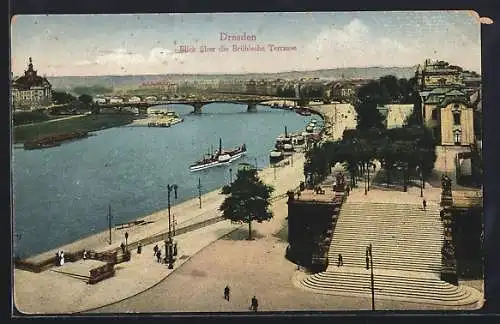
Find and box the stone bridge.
[96,97,298,114]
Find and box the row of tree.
[51,91,100,114]
[304,126,436,191]
[354,75,420,131]
[356,75,417,106]
[52,90,93,105]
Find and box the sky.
[10,11,481,76]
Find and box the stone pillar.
[247,103,257,112]
[440,175,458,285]
[192,103,203,114]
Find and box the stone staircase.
[295,201,482,307]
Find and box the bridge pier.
[247,103,258,112]
[192,103,203,114]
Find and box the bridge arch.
[98,97,299,115]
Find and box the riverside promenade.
[14,149,307,314]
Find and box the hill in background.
[47,66,417,92]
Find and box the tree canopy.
[219,167,275,240]
[72,85,113,96]
[304,126,437,191]
[51,91,77,104]
[78,94,93,105]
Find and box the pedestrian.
[346,185,350,196]
[250,296,258,312]
[153,244,159,256]
[59,251,65,266]
[83,250,88,261]
[120,242,126,254]
[137,242,142,254]
[423,199,427,211]
[224,285,230,301]
[55,251,61,266]
[337,253,343,267]
[156,249,162,263]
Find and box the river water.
[12,103,320,258]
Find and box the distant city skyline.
[11,11,481,77]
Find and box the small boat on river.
[189,138,247,172]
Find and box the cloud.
[75,48,145,67]
[61,17,479,76]
[305,18,413,68]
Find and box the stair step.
[304,276,463,296]
[330,240,443,249]
[311,271,449,286]
[326,263,442,272]
[327,254,442,263]
[328,243,442,252]
[332,233,443,241]
[301,280,470,302]
[326,264,441,274]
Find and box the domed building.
[11,57,52,110]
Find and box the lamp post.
[366,244,375,311]
[173,214,177,236]
[419,164,424,198]
[364,163,368,195]
[107,204,112,245]
[166,184,178,269]
[367,162,370,191]
[198,177,202,209]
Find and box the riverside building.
[11,57,52,110]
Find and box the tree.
[73,85,113,96]
[51,91,76,104]
[219,167,274,240]
[379,75,400,102]
[78,94,93,106]
[355,101,385,131]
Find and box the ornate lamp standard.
[166,184,178,269]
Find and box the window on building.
[431,109,438,120]
[453,111,461,125]
[452,104,461,125]
[454,130,462,145]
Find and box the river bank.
[13,113,139,144]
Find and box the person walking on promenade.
[337,253,343,267]
[156,249,162,263]
[59,251,65,266]
[422,199,427,211]
[250,296,258,312]
[120,242,126,254]
[224,285,230,301]
[137,242,142,254]
[153,244,159,257]
[55,251,61,266]
[83,250,88,261]
[346,185,350,196]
